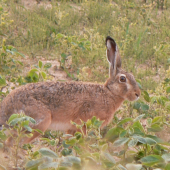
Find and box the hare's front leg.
[21,98,52,144]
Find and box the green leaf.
[143,91,150,102]
[133,102,141,110]
[101,143,108,152]
[140,155,164,167]
[141,104,149,111]
[24,125,32,132]
[41,71,46,79]
[38,60,43,68]
[0,76,6,86]
[25,159,43,169]
[103,152,116,164]
[39,148,58,158]
[65,137,77,146]
[128,138,138,147]
[162,153,170,163]
[133,121,145,133]
[132,135,146,144]
[113,138,129,147]
[61,148,72,156]
[166,87,170,93]
[126,163,142,170]
[8,114,19,124]
[91,116,96,125]
[117,118,133,126]
[44,63,52,69]
[165,163,170,170]
[148,124,162,132]
[145,137,157,145]
[29,68,39,73]
[105,127,124,142]
[61,53,67,59]
[120,130,127,137]
[133,114,145,122]
[152,116,162,124]
[8,117,22,126]
[38,162,58,169]
[64,156,81,164]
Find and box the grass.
[3,0,169,90]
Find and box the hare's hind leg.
[20,98,52,144]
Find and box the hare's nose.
[135,93,139,98]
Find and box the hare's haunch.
[0,36,140,144]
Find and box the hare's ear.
[106,36,121,78]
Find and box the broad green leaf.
[61,148,72,156]
[8,114,18,124]
[103,152,116,164]
[133,102,141,110]
[75,132,82,140]
[166,87,170,93]
[133,121,145,133]
[29,68,39,73]
[133,114,145,122]
[101,143,108,152]
[146,135,163,143]
[64,156,81,164]
[60,161,72,167]
[162,153,170,163]
[148,124,162,132]
[113,138,129,147]
[25,159,43,169]
[140,155,164,167]
[117,118,133,126]
[91,116,96,125]
[38,60,43,68]
[38,162,58,169]
[65,137,77,146]
[44,63,52,69]
[41,71,46,79]
[152,116,162,124]
[145,137,157,145]
[8,117,22,126]
[105,127,124,142]
[120,130,127,137]
[126,163,142,170]
[86,119,92,129]
[141,104,149,111]
[132,135,146,144]
[165,163,170,170]
[39,148,58,158]
[143,91,150,102]
[0,132,7,140]
[128,138,138,147]
[0,76,6,86]
[24,125,32,132]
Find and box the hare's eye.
[120,76,126,82]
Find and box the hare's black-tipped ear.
[106,36,121,77]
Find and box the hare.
[0,36,140,144]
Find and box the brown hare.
[0,36,140,144]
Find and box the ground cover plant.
[0,0,170,169]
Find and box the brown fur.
[0,36,140,144]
